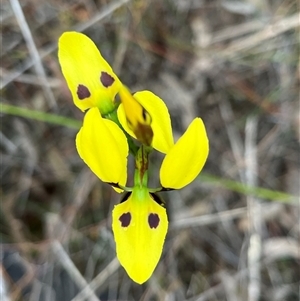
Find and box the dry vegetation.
[1,0,299,300]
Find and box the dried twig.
[171,207,247,229]
[51,241,100,301]
[74,0,130,33]
[223,13,300,57]
[219,99,245,182]
[71,258,120,301]
[245,116,261,301]
[0,68,61,88]
[211,20,265,44]
[0,267,11,301]
[9,0,57,109]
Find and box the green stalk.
[199,173,296,203]
[1,103,81,129]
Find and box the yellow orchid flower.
[58,31,209,285]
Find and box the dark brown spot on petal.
[77,84,91,100]
[100,71,114,87]
[119,212,131,227]
[148,213,160,229]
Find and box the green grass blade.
[199,173,297,203]
[0,103,81,129]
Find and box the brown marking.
[148,213,160,229]
[100,72,114,87]
[119,212,131,227]
[77,84,91,99]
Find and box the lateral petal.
[160,118,209,189]
[76,108,128,192]
[112,188,168,284]
[118,90,174,153]
[118,86,153,146]
[58,32,121,114]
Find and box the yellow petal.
[58,32,121,114]
[118,91,174,153]
[112,187,168,284]
[76,108,128,192]
[118,86,153,146]
[160,118,209,189]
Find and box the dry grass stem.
[245,116,262,301]
[0,68,61,88]
[74,0,130,33]
[219,99,245,182]
[51,240,100,301]
[9,0,57,109]
[71,258,120,301]
[223,12,300,57]
[171,207,247,229]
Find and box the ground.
[1,0,299,300]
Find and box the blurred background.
[1,0,299,300]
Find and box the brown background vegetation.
[1,0,299,300]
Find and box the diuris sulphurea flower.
[58,31,209,284]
